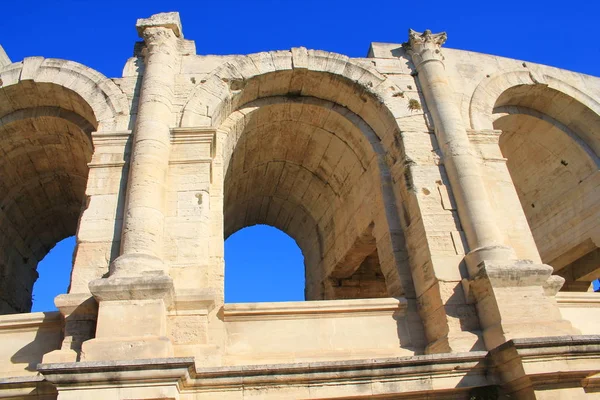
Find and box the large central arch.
[182,49,417,301]
[222,96,394,299]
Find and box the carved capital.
[139,26,179,52]
[404,29,447,67]
[136,12,182,58]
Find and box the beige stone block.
[0,313,62,377]
[168,314,208,344]
[95,300,167,338]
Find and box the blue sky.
[3,0,598,311]
[32,225,305,311]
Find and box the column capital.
[404,29,447,67]
[136,12,183,39]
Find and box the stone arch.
[470,70,600,291]
[217,93,409,301]
[469,70,600,153]
[491,105,600,169]
[0,58,129,314]
[0,57,130,131]
[187,50,416,301]
[181,49,410,158]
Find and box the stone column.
[405,30,515,268]
[110,13,182,276]
[81,13,183,361]
[405,30,577,350]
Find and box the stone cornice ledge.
[38,357,195,388]
[556,292,600,307]
[0,375,56,398]
[489,335,600,392]
[492,335,600,353]
[0,311,61,330]
[223,297,408,321]
[186,352,489,387]
[38,352,490,396]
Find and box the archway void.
[225,225,305,303]
[494,84,600,291]
[0,82,95,314]
[222,96,394,301]
[31,236,75,312]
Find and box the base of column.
[465,260,580,350]
[82,274,175,362]
[89,274,174,303]
[489,335,600,399]
[464,245,517,275]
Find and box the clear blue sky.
[3,0,597,311]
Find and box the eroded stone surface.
[0,12,599,400]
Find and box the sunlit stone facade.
[0,12,599,399]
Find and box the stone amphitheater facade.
[0,12,599,400]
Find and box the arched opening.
[31,236,76,312]
[494,84,600,291]
[0,81,96,314]
[183,53,417,303]
[222,93,397,301]
[225,225,305,303]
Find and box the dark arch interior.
[0,82,95,314]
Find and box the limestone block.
[557,293,600,335]
[43,294,98,363]
[248,52,276,76]
[168,315,207,345]
[0,45,10,67]
[20,57,44,81]
[223,298,414,365]
[270,50,292,71]
[0,313,62,377]
[95,300,167,338]
[70,241,118,292]
[81,336,174,362]
[77,217,122,243]
[136,12,182,38]
[291,47,309,70]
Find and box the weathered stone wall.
[0,13,599,399]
